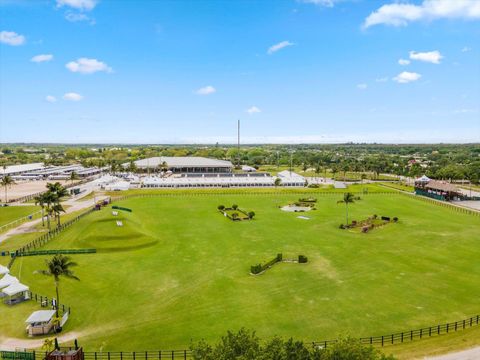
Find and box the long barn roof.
[133,157,233,168]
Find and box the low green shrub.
[218,205,225,210]
[250,264,263,274]
[232,204,238,210]
[248,211,255,219]
[298,255,308,263]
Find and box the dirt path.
[0,194,107,243]
[0,332,83,350]
[426,346,480,360]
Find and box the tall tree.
[337,192,356,225]
[69,171,79,184]
[34,193,47,227]
[46,182,69,227]
[1,175,14,203]
[35,255,79,317]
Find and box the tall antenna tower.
[237,119,240,169]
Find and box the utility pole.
[237,119,240,169]
[289,150,293,175]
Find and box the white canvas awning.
[2,282,29,296]
[0,274,18,289]
[25,310,56,324]
[416,175,431,182]
[0,265,9,275]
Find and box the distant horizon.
[2,141,479,146]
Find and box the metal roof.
[2,282,29,296]
[134,157,233,168]
[2,163,44,175]
[25,310,56,324]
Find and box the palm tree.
[34,193,47,227]
[337,192,355,225]
[43,183,68,229]
[315,163,321,180]
[35,255,79,317]
[69,171,79,184]
[361,173,367,184]
[127,161,137,174]
[1,175,14,203]
[52,203,66,226]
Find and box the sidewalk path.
[0,193,107,243]
[426,346,480,360]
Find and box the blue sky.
[0,0,479,144]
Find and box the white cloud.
[66,58,112,74]
[375,77,389,82]
[63,92,83,101]
[357,83,368,90]
[267,40,294,54]
[298,0,336,7]
[0,31,25,46]
[409,50,443,64]
[461,46,472,52]
[31,54,53,63]
[393,71,422,83]
[65,12,95,24]
[56,0,97,11]
[45,95,57,103]
[196,86,216,95]
[246,106,261,114]
[363,0,480,29]
[398,58,410,65]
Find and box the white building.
[276,170,306,187]
[130,157,233,173]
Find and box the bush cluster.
[298,255,308,263]
[190,328,397,360]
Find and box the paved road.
[426,346,480,360]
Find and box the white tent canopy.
[25,310,56,324]
[0,264,9,275]
[0,274,18,289]
[2,282,29,296]
[416,175,431,182]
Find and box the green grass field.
[1,189,480,356]
[0,205,40,228]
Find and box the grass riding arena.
[0,206,40,229]
[1,186,480,355]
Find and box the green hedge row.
[14,249,97,257]
[251,253,282,274]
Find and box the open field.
[0,206,40,228]
[1,188,480,356]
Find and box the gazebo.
[25,310,56,336]
[2,282,30,305]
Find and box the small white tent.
[416,175,431,183]
[0,264,9,275]
[2,282,29,296]
[0,274,18,289]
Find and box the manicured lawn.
[1,190,480,355]
[0,205,40,228]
